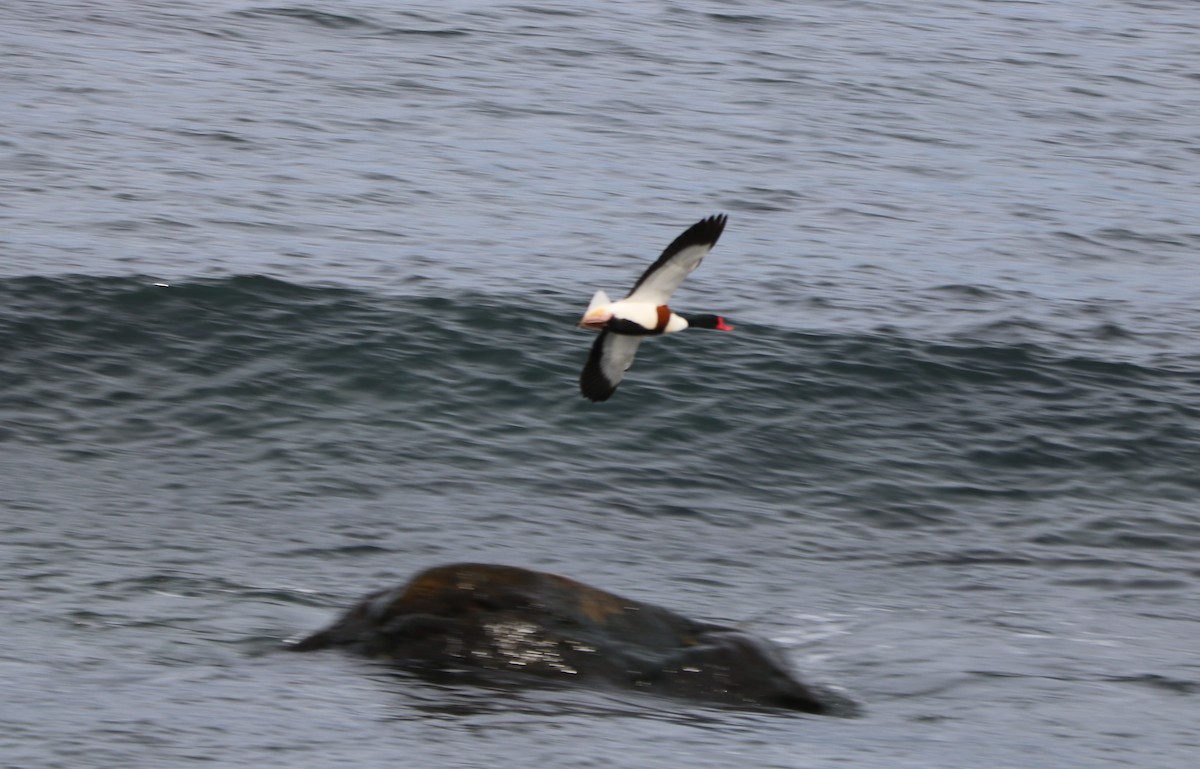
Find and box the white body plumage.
[579,291,689,335]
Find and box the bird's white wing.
[580,331,642,402]
[625,214,727,305]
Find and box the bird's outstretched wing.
[580,331,643,402]
[625,214,727,305]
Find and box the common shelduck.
[578,214,734,402]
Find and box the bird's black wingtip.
[580,376,616,402]
[694,213,728,242]
[666,213,728,256]
[580,331,620,402]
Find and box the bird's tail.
[584,289,611,315]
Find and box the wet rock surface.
[290,563,842,714]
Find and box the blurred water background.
[2,1,1199,767]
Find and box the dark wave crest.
[2,274,1197,522]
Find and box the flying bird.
[578,214,733,402]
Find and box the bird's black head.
[681,314,734,331]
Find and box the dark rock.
[289,563,841,714]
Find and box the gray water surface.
[3,2,1199,767]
